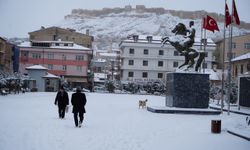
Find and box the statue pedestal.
[166,72,210,108]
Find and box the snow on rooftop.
[19,41,91,51]
[92,59,107,63]
[25,65,48,70]
[232,52,250,62]
[43,73,59,78]
[99,52,118,57]
[123,35,215,46]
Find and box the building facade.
[119,35,216,83]
[19,40,92,88]
[231,52,250,79]
[29,26,94,48]
[0,37,17,73]
[216,34,250,69]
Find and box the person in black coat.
[71,87,87,127]
[54,86,69,119]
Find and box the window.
[244,43,250,49]
[48,64,53,70]
[232,42,236,49]
[32,42,50,47]
[147,36,152,42]
[158,73,163,78]
[174,51,179,56]
[129,48,134,54]
[158,61,163,67]
[48,53,54,59]
[173,62,178,67]
[143,60,148,66]
[128,60,134,65]
[53,35,56,40]
[97,67,102,72]
[64,43,68,46]
[235,66,238,77]
[55,43,59,46]
[63,65,67,71]
[241,64,244,74]
[142,72,148,78]
[76,55,84,61]
[23,51,28,57]
[76,66,82,72]
[62,54,66,60]
[32,53,41,59]
[159,50,164,55]
[144,49,148,55]
[128,72,134,77]
[227,52,236,59]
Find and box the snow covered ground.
[0,92,249,150]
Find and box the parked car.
[93,86,108,93]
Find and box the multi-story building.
[18,40,92,88]
[119,35,216,83]
[231,52,250,79]
[0,37,18,73]
[29,26,94,48]
[216,33,250,69]
[215,34,250,81]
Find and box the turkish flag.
[233,0,240,25]
[203,15,220,32]
[225,3,231,27]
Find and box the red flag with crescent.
[203,15,220,32]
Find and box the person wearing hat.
[54,86,69,119]
[71,87,87,127]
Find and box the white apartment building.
[119,35,216,83]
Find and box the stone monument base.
[166,72,209,108]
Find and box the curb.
[227,130,250,141]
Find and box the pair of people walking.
[54,86,87,127]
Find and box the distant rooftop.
[19,40,91,51]
[232,52,250,62]
[122,35,216,46]
[26,65,47,70]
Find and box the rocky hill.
[57,5,250,50]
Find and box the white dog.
[139,99,148,109]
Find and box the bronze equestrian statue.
[161,21,205,71]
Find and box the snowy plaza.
[0,92,249,150]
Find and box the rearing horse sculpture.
[161,23,205,71]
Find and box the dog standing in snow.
[139,99,148,109]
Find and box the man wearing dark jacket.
[54,86,69,119]
[71,87,87,127]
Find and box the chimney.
[132,35,139,42]
[146,36,152,43]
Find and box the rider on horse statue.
[161,21,205,71]
[184,21,195,50]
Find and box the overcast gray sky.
[0,0,249,38]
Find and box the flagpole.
[227,0,235,115]
[200,14,205,73]
[203,28,207,73]
[220,0,227,113]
